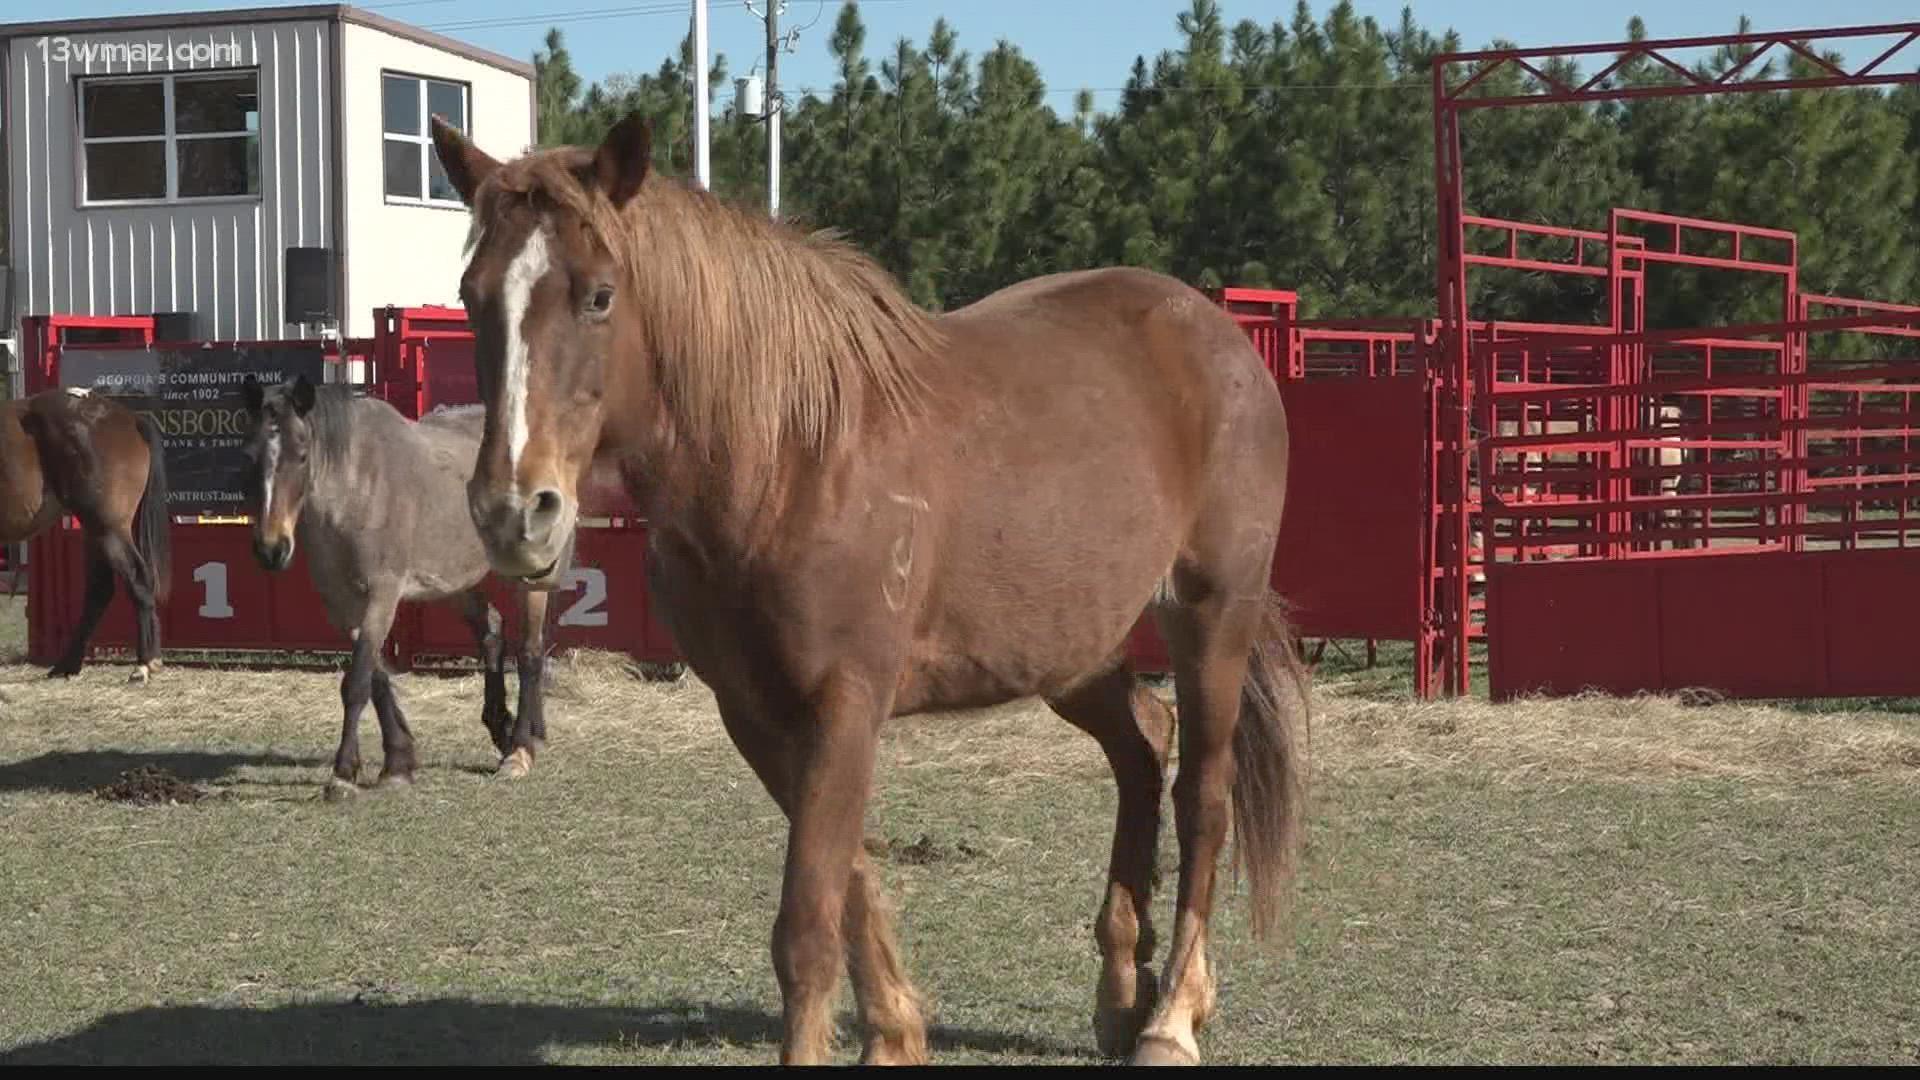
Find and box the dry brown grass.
[879,670,1920,792]
[6,649,1917,790]
[4,634,1918,1065]
[1307,678,1920,785]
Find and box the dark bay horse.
[1,387,171,682]
[240,376,565,800]
[432,113,1310,1066]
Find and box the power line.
[426,0,916,36]
[1050,82,1429,96]
[791,0,829,36]
[784,82,1429,101]
[428,2,751,34]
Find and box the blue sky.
[10,0,1918,115]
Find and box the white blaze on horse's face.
[500,222,552,477]
[261,429,281,521]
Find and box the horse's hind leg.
[47,533,117,679]
[1133,577,1265,1066]
[457,589,513,758]
[842,846,928,1065]
[98,525,161,683]
[1045,662,1174,1059]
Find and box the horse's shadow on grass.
[0,998,1088,1064]
[0,749,322,795]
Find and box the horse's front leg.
[767,670,889,1065]
[457,589,513,757]
[327,592,400,801]
[497,588,550,781]
[369,664,419,788]
[713,682,928,1065]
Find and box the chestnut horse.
[1,387,171,681]
[432,113,1311,1066]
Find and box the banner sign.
[58,345,330,516]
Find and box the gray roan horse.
[240,375,567,799]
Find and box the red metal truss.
[1438,22,1920,109]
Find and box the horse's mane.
[473,148,946,464]
[300,384,363,479]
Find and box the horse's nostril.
[530,489,563,522]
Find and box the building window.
[383,72,469,206]
[78,72,260,205]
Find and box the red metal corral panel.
[1270,377,1428,640]
[25,522,82,664]
[420,335,480,415]
[31,520,683,669]
[550,526,681,662]
[1486,548,1920,701]
[28,524,355,664]
[1124,616,1170,673]
[407,524,679,666]
[1126,375,1428,672]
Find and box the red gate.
[1478,309,1920,699]
[1432,19,1920,700]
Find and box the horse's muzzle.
[469,486,573,583]
[253,536,293,572]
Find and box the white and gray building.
[0,2,534,379]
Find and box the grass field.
[2,606,1917,1065]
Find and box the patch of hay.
[542,649,726,756]
[1310,683,1920,783]
[4,645,1914,789]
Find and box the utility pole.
[692,0,710,189]
[741,2,790,216]
[764,0,781,218]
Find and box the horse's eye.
[587,285,614,316]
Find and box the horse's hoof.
[858,1034,931,1066]
[494,747,533,780]
[1096,1005,1153,1060]
[376,771,416,790]
[1129,1034,1199,1066]
[1095,964,1159,1058]
[127,664,151,685]
[45,666,78,680]
[322,778,359,803]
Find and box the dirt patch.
[92,765,208,806]
[864,834,983,866]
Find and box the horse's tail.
[1232,590,1312,942]
[134,412,172,605]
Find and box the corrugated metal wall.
[7,19,333,341]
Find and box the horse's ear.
[593,111,652,209]
[241,375,264,416]
[289,375,316,417]
[430,115,498,206]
